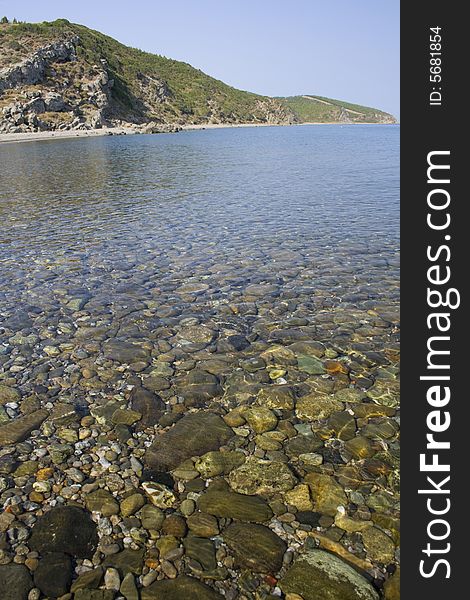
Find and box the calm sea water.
[0,125,399,317]
[0,123,399,408]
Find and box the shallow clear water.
[0,124,400,596]
[0,124,399,328]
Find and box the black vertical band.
[401,3,465,597]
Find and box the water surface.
[1,124,399,324]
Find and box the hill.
[0,19,396,134]
[280,95,396,124]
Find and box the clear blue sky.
[2,0,400,118]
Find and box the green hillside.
[280,95,395,124]
[0,19,395,133]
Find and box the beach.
[0,122,389,144]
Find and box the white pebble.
[104,567,121,591]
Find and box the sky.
[1,0,400,118]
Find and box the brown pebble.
[161,515,187,538]
[36,468,54,481]
[29,492,44,503]
[25,557,39,571]
[161,560,177,579]
[145,558,159,570]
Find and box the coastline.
[0,127,137,145]
[0,121,395,145]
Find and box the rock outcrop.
[0,39,77,91]
[0,37,114,133]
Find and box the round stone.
[229,457,297,496]
[161,514,187,538]
[223,523,286,573]
[29,506,98,558]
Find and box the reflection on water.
[1,125,399,319]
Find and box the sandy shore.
[181,122,282,131]
[0,121,392,144]
[0,127,137,144]
[0,123,284,144]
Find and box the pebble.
[142,571,158,587]
[104,567,121,591]
[141,482,176,509]
[161,560,178,579]
[180,499,196,516]
[120,494,145,517]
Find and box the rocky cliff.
[0,19,395,134]
[0,37,115,132]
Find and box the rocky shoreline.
[0,122,396,145]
